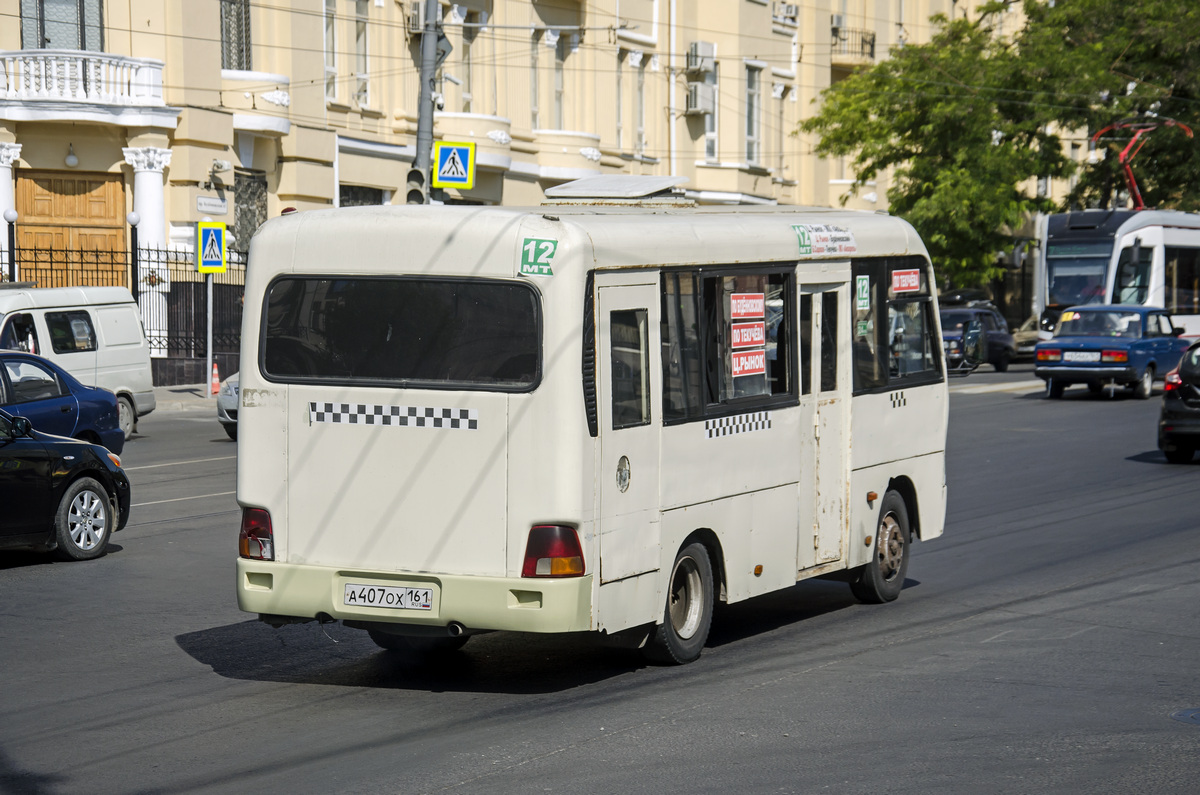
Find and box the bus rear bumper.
[236,558,594,634]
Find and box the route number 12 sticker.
[520,238,558,277]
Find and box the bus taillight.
[239,508,275,560]
[522,525,585,577]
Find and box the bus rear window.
[262,277,540,390]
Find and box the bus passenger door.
[799,280,850,569]
[597,282,662,584]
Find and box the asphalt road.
[2,369,1198,794]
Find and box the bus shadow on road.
[176,577,880,693]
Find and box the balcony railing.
[0,50,165,106]
[831,27,876,64]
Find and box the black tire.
[53,477,112,561]
[850,491,910,604]
[117,396,136,441]
[224,424,238,441]
[1164,445,1194,465]
[367,630,469,654]
[994,351,1010,373]
[1134,366,1154,399]
[1045,378,1064,399]
[644,542,714,665]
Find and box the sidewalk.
[153,383,218,411]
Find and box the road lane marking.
[125,455,236,471]
[132,490,236,507]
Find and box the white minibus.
[235,181,956,663]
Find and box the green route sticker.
[856,274,871,310]
[520,237,558,276]
[793,224,812,256]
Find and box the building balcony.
[830,28,876,68]
[0,49,179,127]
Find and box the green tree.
[800,0,1200,287]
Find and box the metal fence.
[2,239,246,384]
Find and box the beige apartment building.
[1,0,1024,379]
[0,1,1018,253]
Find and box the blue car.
[1034,305,1190,399]
[0,350,124,453]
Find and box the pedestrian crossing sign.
[432,141,476,189]
[196,221,227,273]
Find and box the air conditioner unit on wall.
[685,83,715,116]
[686,41,716,75]
[409,2,426,34]
[776,2,799,19]
[831,13,846,29]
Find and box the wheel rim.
[68,489,108,551]
[118,399,134,436]
[668,555,704,640]
[876,514,905,582]
[1142,370,1152,393]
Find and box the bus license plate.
[1064,351,1100,362]
[343,583,433,610]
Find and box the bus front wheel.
[850,491,910,604]
[644,542,714,665]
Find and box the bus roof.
[250,203,928,278]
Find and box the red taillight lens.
[1037,348,1062,362]
[1101,350,1128,363]
[239,508,274,560]
[1164,370,1182,392]
[522,525,585,577]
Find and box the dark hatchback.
[941,306,1016,372]
[0,349,124,454]
[0,408,131,559]
[1159,340,1200,463]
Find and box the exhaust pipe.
[447,621,466,637]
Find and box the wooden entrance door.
[15,171,127,288]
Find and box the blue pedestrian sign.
[432,141,476,190]
[196,221,227,273]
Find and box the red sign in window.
[892,269,921,293]
[731,322,766,348]
[732,349,767,377]
[730,293,765,319]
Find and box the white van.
[235,186,953,663]
[0,285,155,439]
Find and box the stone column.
[0,143,20,281]
[122,146,173,357]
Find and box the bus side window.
[852,263,885,391]
[800,293,812,395]
[611,309,650,429]
[1164,247,1200,314]
[820,291,838,392]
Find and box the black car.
[940,305,1016,372]
[0,408,131,560]
[1159,340,1200,464]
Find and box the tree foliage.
[799,0,1200,288]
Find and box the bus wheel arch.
[885,476,921,541]
[643,532,721,665]
[850,486,912,604]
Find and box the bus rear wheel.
[850,491,910,604]
[644,542,714,665]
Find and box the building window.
[635,56,647,155]
[530,31,540,129]
[324,0,337,101]
[461,10,478,112]
[340,185,385,207]
[354,0,369,105]
[745,65,762,165]
[21,0,103,51]
[775,85,789,175]
[704,64,719,162]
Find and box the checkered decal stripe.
[889,392,908,408]
[704,411,771,439]
[309,402,478,430]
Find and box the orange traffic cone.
[211,362,220,395]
